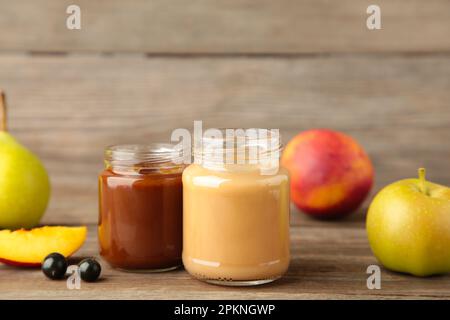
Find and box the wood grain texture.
[1,0,449,301]
[0,54,449,224]
[1,219,449,300]
[1,0,450,53]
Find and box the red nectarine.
[282,129,374,218]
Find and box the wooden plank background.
[0,54,448,224]
[1,0,450,53]
[0,0,449,299]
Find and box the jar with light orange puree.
[182,129,290,286]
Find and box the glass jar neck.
[193,129,282,175]
[104,143,184,175]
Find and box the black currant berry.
[78,258,101,282]
[42,252,67,280]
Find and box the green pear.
[0,92,50,229]
[367,168,450,276]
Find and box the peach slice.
[0,226,87,267]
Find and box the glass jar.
[98,144,184,272]
[182,129,290,286]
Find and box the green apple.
[0,92,50,229]
[367,168,450,276]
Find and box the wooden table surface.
[1,208,449,300]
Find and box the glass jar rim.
[104,143,184,170]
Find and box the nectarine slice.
[0,226,87,267]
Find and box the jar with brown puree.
[182,129,291,285]
[98,144,184,272]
